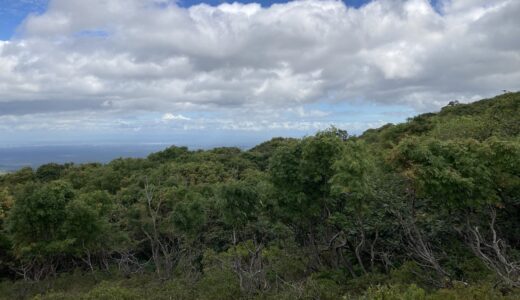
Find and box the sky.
[0,0,519,147]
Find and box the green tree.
[7,181,75,279]
[269,128,346,270]
[392,137,520,286]
[36,163,66,182]
[330,140,381,275]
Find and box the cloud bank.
[0,0,519,141]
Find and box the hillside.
[361,92,520,145]
[0,92,519,299]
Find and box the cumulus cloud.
[0,0,519,137]
[162,113,191,121]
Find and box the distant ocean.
[0,141,259,172]
[0,144,178,172]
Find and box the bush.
[82,282,138,300]
[303,277,343,300]
[196,269,242,300]
[32,292,74,300]
[357,284,426,300]
[428,282,518,300]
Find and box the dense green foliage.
[0,92,519,299]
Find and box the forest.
[0,92,519,299]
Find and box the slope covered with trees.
[0,92,519,299]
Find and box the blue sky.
[0,0,48,40]
[0,0,518,148]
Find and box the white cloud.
[291,106,330,118]
[0,0,519,139]
[162,113,191,121]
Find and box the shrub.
[82,282,138,300]
[358,284,426,300]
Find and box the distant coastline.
[0,144,170,172]
[0,142,255,172]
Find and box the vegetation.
[0,92,519,299]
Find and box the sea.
[0,143,184,173]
